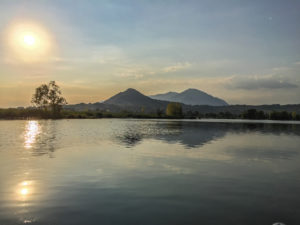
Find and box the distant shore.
[1,107,300,121]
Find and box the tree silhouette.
[31,81,67,117]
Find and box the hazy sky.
[0,0,300,107]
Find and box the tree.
[31,81,67,117]
[292,111,297,120]
[166,102,183,118]
[241,109,266,120]
[269,111,292,120]
[242,109,257,119]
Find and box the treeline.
[1,107,300,120]
[241,109,300,120]
[61,110,166,119]
[0,108,167,119]
[0,108,50,119]
[185,109,300,120]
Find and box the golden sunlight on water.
[24,121,40,149]
[0,120,300,224]
[17,180,33,202]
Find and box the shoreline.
[1,117,300,124]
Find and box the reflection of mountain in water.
[115,121,225,148]
[23,119,300,155]
[117,121,227,148]
[115,120,300,148]
[156,122,227,148]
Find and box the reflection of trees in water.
[115,121,300,148]
[120,131,143,147]
[239,123,300,136]
[24,119,300,153]
[115,125,147,148]
[29,120,58,157]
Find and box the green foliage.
[240,109,298,120]
[242,109,267,120]
[0,107,51,119]
[166,102,183,118]
[31,81,67,118]
[1,107,300,121]
[292,111,297,120]
[184,110,204,119]
[269,111,293,120]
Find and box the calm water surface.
[0,119,300,225]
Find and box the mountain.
[150,88,228,106]
[104,88,168,112]
[64,88,300,115]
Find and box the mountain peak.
[184,88,204,93]
[105,88,153,106]
[150,88,228,106]
[103,88,168,112]
[125,88,138,92]
[182,88,210,97]
[186,88,198,91]
[122,88,142,94]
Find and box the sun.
[6,21,54,62]
[23,34,36,46]
[21,32,39,50]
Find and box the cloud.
[113,65,149,80]
[118,71,144,79]
[91,45,125,64]
[163,62,191,73]
[227,75,298,90]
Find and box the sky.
[0,0,300,107]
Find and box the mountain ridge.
[103,88,169,113]
[64,88,300,114]
[150,88,228,106]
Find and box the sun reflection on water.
[24,121,40,149]
[17,180,33,201]
[20,188,28,195]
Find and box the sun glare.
[23,34,36,46]
[20,188,28,195]
[16,180,34,201]
[6,21,53,62]
[24,120,40,149]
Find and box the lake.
[0,119,300,225]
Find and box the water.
[0,119,300,225]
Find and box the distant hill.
[150,88,228,106]
[103,88,168,113]
[64,88,300,115]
